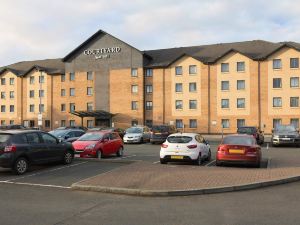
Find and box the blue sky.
[1,0,300,67]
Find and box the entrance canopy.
[70,110,115,126]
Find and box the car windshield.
[0,134,11,143]
[78,132,103,141]
[275,125,296,133]
[167,136,192,143]
[152,126,169,133]
[222,136,255,145]
[126,127,143,133]
[237,127,255,134]
[49,130,68,137]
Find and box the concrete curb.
[71,175,300,197]
[74,157,139,164]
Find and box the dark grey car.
[271,125,300,147]
[49,129,85,143]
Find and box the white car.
[160,133,211,165]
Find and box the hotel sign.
[83,47,121,59]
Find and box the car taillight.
[247,147,258,153]
[187,144,197,149]
[4,145,17,153]
[217,145,227,152]
[161,143,168,148]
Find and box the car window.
[74,131,84,137]
[222,136,255,145]
[195,135,205,143]
[67,131,76,138]
[26,133,41,144]
[167,136,192,143]
[78,132,104,141]
[0,134,12,143]
[112,133,119,139]
[41,133,57,144]
[12,134,27,144]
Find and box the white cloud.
[1,0,300,66]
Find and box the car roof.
[0,129,42,134]
[168,133,199,137]
[224,134,254,138]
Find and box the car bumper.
[0,153,15,168]
[216,152,260,164]
[123,138,141,143]
[272,138,300,145]
[160,151,199,161]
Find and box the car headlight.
[85,144,96,150]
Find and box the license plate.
[229,149,244,154]
[155,133,162,135]
[171,155,184,159]
[282,138,290,140]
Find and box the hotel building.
[0,30,300,134]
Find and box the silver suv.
[271,125,300,147]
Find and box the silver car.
[123,126,151,143]
[271,125,300,147]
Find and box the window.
[29,120,35,127]
[87,71,93,80]
[1,105,5,112]
[23,120,29,127]
[237,119,245,128]
[61,74,66,82]
[273,97,282,107]
[70,88,75,96]
[131,85,138,93]
[61,120,66,127]
[9,91,14,99]
[10,105,14,112]
[145,101,153,110]
[221,63,229,72]
[175,100,183,109]
[131,120,138,126]
[189,119,197,128]
[9,78,14,85]
[222,119,229,128]
[273,78,282,88]
[189,65,197,74]
[145,120,153,128]
[290,58,299,68]
[290,97,299,107]
[29,90,34,98]
[237,80,245,90]
[290,77,299,87]
[39,104,44,113]
[61,89,66,96]
[39,76,44,83]
[145,85,153,94]
[175,83,183,92]
[175,66,182,75]
[30,76,34,84]
[87,102,93,111]
[176,119,183,128]
[291,119,299,129]
[45,120,51,128]
[273,59,282,69]
[131,68,138,77]
[131,101,138,110]
[1,78,5,85]
[41,133,56,143]
[61,104,66,112]
[39,90,44,97]
[87,87,93,96]
[69,120,75,126]
[145,69,153,77]
[1,92,5,99]
[273,119,282,128]
[29,105,34,112]
[189,83,197,92]
[189,100,197,109]
[1,120,5,125]
[70,103,75,112]
[70,73,75,81]
[9,120,14,125]
[221,81,229,90]
[87,120,93,128]
[221,99,229,108]
[237,98,245,108]
[237,62,245,72]
[26,133,40,144]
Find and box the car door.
[40,132,64,161]
[101,134,111,156]
[25,132,49,163]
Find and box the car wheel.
[207,149,212,161]
[13,157,29,175]
[195,154,202,166]
[96,150,102,159]
[216,160,222,167]
[254,160,261,168]
[63,151,73,165]
[160,158,167,164]
[140,137,144,144]
[116,147,124,157]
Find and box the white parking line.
[110,154,137,160]
[153,161,160,164]
[205,160,216,167]
[0,181,70,189]
[6,161,88,182]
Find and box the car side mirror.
[65,135,70,139]
[103,138,109,142]
[271,129,274,133]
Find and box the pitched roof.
[0,58,64,76]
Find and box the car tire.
[116,147,124,157]
[160,158,167,164]
[13,157,29,175]
[216,160,222,167]
[254,160,261,168]
[207,149,212,161]
[63,151,73,165]
[140,137,144,144]
[195,154,202,166]
[96,150,102,159]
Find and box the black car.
[271,125,300,147]
[150,125,177,144]
[49,129,85,143]
[237,126,264,145]
[0,125,27,130]
[0,130,74,175]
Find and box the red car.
[216,134,262,167]
[72,131,124,159]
